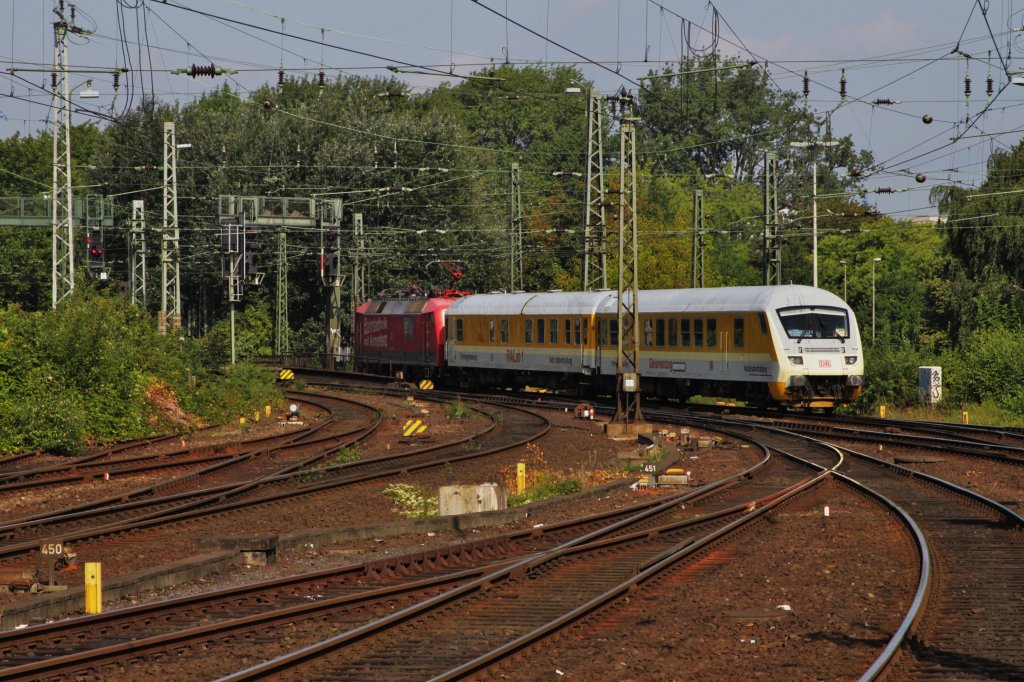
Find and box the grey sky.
[2,0,1022,217]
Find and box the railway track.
[0,429,838,679]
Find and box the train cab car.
[600,286,864,408]
[354,294,458,380]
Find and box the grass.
[861,400,1024,427]
[507,473,582,507]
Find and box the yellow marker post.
[253,411,260,423]
[239,417,246,427]
[85,562,102,614]
[879,405,886,419]
[961,410,969,425]
[516,462,527,495]
[265,404,272,417]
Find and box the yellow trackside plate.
[418,379,434,390]
[278,369,295,381]
[403,419,428,437]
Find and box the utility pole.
[50,1,81,307]
[691,189,705,288]
[319,199,344,370]
[351,212,365,317]
[763,151,781,286]
[509,162,523,291]
[581,91,607,291]
[160,122,182,333]
[275,226,289,355]
[130,199,146,306]
[612,95,643,428]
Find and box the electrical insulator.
[964,73,972,99]
[876,187,894,194]
[277,68,284,87]
[839,69,847,101]
[922,114,933,124]
[871,98,895,105]
[51,72,57,89]
[915,173,927,183]
[318,69,325,87]
[987,72,994,99]
[113,72,120,90]
[802,70,809,100]
[185,64,218,78]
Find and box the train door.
[580,316,597,375]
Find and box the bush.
[383,483,438,519]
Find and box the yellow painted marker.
[85,562,102,614]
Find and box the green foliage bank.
[0,288,281,455]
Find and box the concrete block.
[658,474,690,485]
[439,483,507,516]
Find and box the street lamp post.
[790,140,839,288]
[871,257,882,343]
[840,259,848,300]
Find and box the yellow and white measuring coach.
[444,285,864,409]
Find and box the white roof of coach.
[450,286,849,317]
[449,290,613,317]
[596,285,849,314]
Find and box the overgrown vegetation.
[507,474,583,507]
[443,401,472,419]
[0,287,281,454]
[383,483,438,519]
[296,445,362,483]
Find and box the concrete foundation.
[603,422,654,439]
[439,483,507,516]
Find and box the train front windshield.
[777,306,850,340]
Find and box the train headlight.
[788,356,803,365]
[847,375,864,386]
[845,356,858,365]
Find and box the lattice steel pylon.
[763,151,781,286]
[160,122,182,333]
[351,212,365,315]
[130,199,147,306]
[509,162,523,291]
[692,189,705,288]
[612,101,644,426]
[275,227,289,355]
[581,91,607,291]
[50,3,75,308]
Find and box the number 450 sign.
[40,542,65,556]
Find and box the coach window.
[455,318,464,342]
[758,312,769,335]
[680,318,690,348]
[734,318,744,348]
[525,318,533,344]
[643,319,654,348]
[583,319,589,344]
[501,318,509,344]
[537,318,546,344]
[706,318,717,348]
[550,317,559,345]
[488,319,495,343]
[656,318,666,347]
[599,318,608,346]
[574,318,582,345]
[610,319,619,345]
[693,318,704,348]
[565,318,572,345]
[668,318,677,347]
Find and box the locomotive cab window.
[550,318,558,345]
[758,312,769,335]
[404,317,415,342]
[501,318,509,344]
[706,318,717,348]
[734,318,744,348]
[537,318,545,344]
[455,318,464,342]
[525,318,533,344]
[488,319,495,343]
[777,306,849,340]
